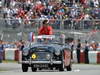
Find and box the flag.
[29,32,35,42]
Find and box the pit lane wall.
[1,49,100,64]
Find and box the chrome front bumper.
[19,60,61,64]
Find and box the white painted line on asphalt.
[73,69,80,72]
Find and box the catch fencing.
[0,19,100,42]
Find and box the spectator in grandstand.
[91,7,100,19]
[4,7,13,26]
[92,0,99,7]
[38,19,53,35]
[11,14,21,28]
[70,8,79,19]
[4,0,11,7]
[10,0,16,7]
[83,13,93,29]
[0,0,2,8]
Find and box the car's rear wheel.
[31,66,37,72]
[22,64,28,72]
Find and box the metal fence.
[0,19,100,42]
[0,19,100,29]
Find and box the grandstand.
[0,0,100,42]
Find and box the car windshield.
[35,35,64,44]
[30,46,55,52]
[23,47,30,51]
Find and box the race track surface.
[0,63,100,75]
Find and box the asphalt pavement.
[0,63,100,75]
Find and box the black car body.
[19,35,72,72]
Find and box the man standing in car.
[38,20,53,35]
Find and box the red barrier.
[80,51,85,63]
[15,50,19,61]
[3,51,5,60]
[97,52,100,64]
[0,52,3,61]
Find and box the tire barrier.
[88,51,97,64]
[4,48,19,61]
[72,50,100,64]
[97,52,100,63]
[72,50,77,63]
[80,50,85,63]
[0,51,3,63]
[2,49,100,64]
[15,50,20,61]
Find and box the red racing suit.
[38,25,53,35]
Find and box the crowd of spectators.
[0,0,100,29]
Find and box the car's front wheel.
[31,66,37,72]
[59,58,65,71]
[59,63,64,71]
[22,64,28,72]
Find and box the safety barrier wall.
[3,49,19,61]
[73,50,100,64]
[0,51,3,62]
[1,49,100,64]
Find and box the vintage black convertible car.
[19,35,72,72]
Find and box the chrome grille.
[32,52,51,61]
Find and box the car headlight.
[31,53,37,59]
[55,51,60,56]
[23,50,29,56]
[46,54,51,60]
